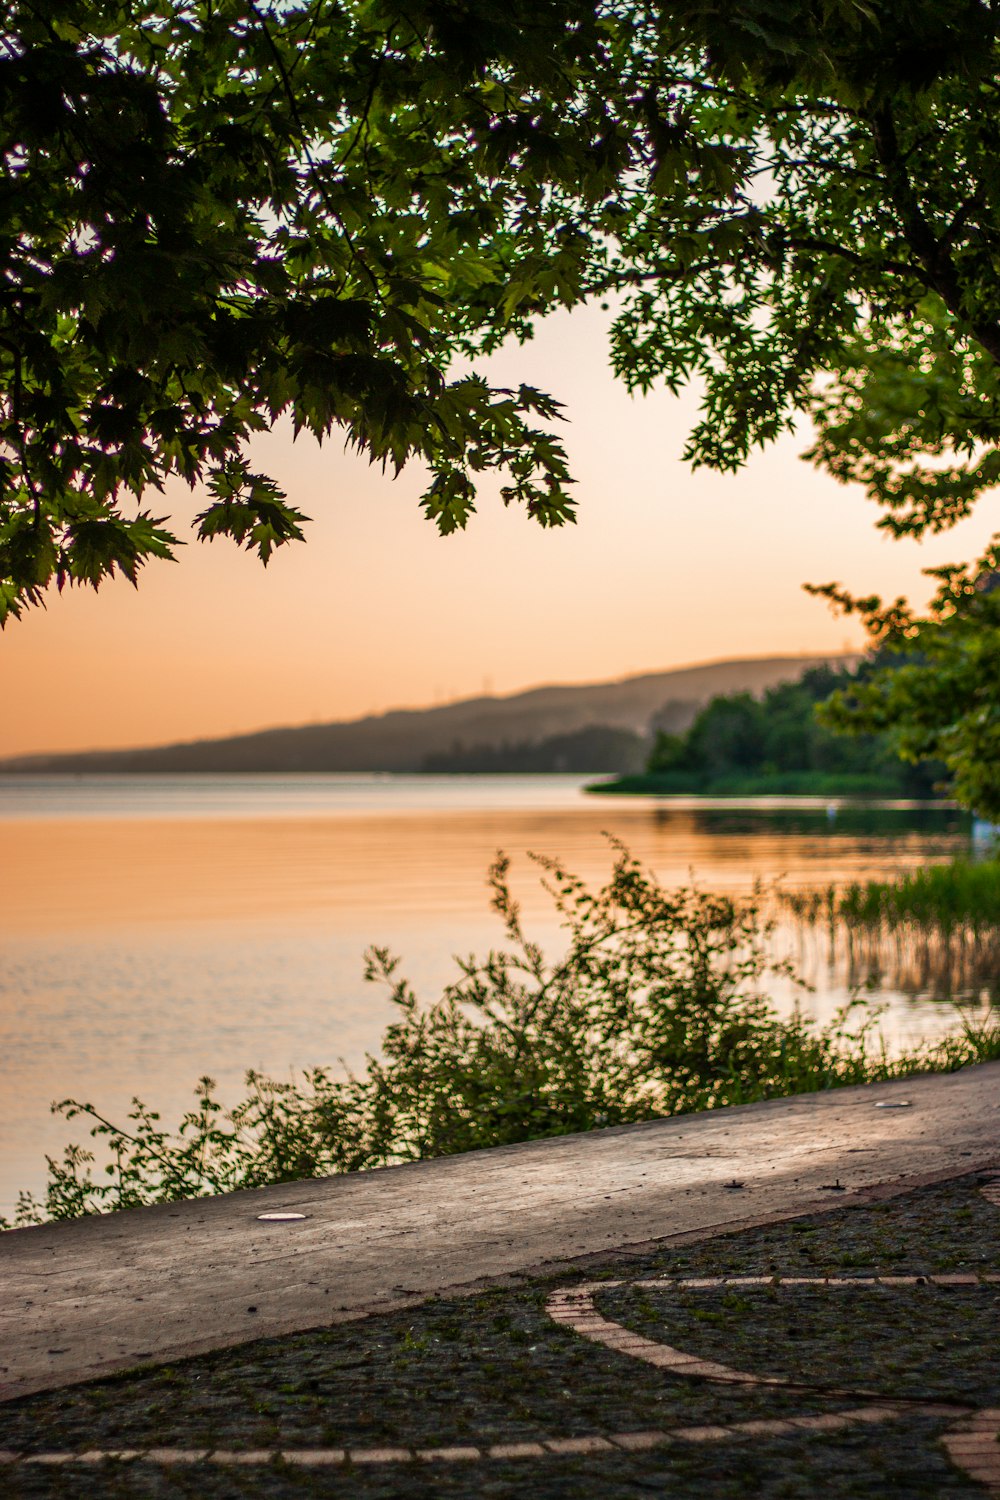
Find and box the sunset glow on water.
[0,775,971,1215]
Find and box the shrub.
[4,844,997,1229]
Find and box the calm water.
[0,775,972,1214]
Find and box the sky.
[2,300,996,759]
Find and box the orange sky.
[2,301,996,759]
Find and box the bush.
[4,844,997,1229]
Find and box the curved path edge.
[2,1062,998,1404]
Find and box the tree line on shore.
[425,663,945,797]
[633,664,944,797]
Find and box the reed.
[783,859,1000,1003]
[840,859,1000,931]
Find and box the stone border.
[547,1273,1000,1392]
[943,1411,1000,1494]
[2,1276,996,1478]
[2,1177,998,1484]
[0,1406,941,1469]
[548,1262,1000,1494]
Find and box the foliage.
[810,550,1000,818]
[806,302,1000,543]
[10,842,994,1230]
[5,2,1000,617]
[640,664,941,796]
[0,0,592,619]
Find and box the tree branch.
[869,103,1000,365]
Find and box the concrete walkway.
[2,1063,998,1405]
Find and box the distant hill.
[1,656,855,774]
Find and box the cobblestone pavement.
[1,1173,998,1498]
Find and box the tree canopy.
[4,0,1000,622]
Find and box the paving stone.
[213,1450,279,1464]
[143,1448,210,1463]
[417,1447,482,1461]
[280,1449,348,1465]
[670,1425,733,1442]
[730,1419,800,1436]
[486,1442,546,1459]
[350,1447,413,1464]
[543,1437,614,1454]
[609,1431,668,1451]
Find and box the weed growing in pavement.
[4,843,999,1228]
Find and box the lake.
[0,774,972,1215]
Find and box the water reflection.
[670,803,968,838]
[0,778,978,1211]
[3,800,970,933]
